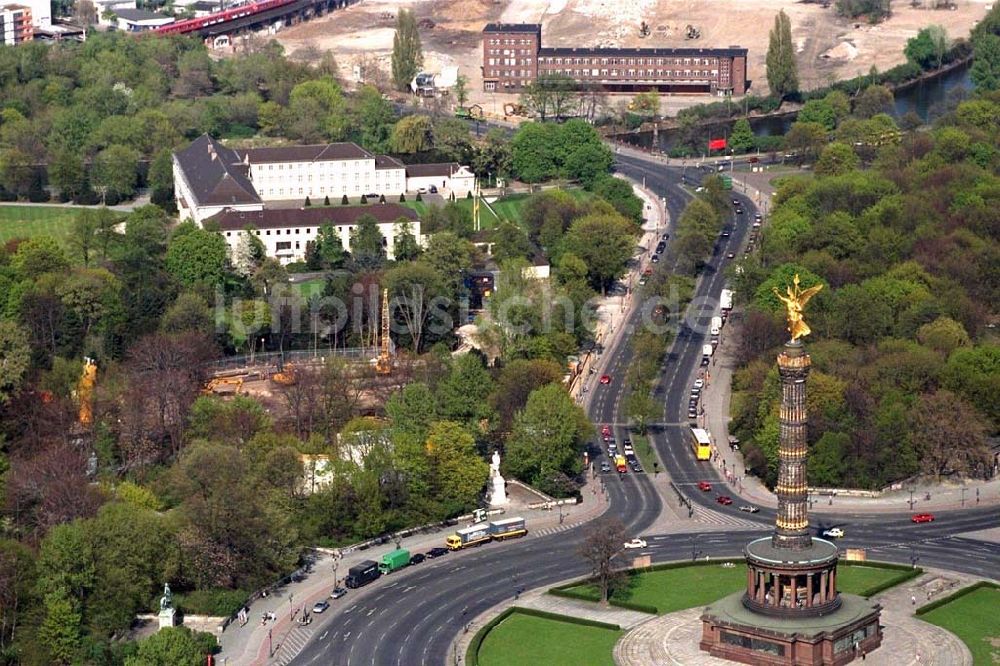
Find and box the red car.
[911,513,935,523]
[601,425,612,436]
[599,375,611,385]
[698,481,712,492]
[716,496,734,505]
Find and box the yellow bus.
[690,427,712,461]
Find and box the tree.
[422,231,475,299]
[0,539,35,652]
[472,128,513,180]
[306,224,347,271]
[905,26,947,71]
[797,99,837,130]
[425,421,489,514]
[91,144,141,201]
[578,518,627,604]
[510,122,561,183]
[349,214,386,270]
[766,10,798,98]
[432,118,474,163]
[435,353,494,428]
[916,317,970,355]
[48,148,87,202]
[504,383,590,494]
[854,84,894,119]
[0,320,29,404]
[729,118,754,153]
[561,212,636,293]
[453,74,469,107]
[391,9,423,91]
[631,91,660,117]
[125,626,216,666]
[393,220,420,261]
[492,222,532,263]
[148,148,176,212]
[385,261,445,352]
[38,590,81,665]
[231,227,267,277]
[389,114,433,154]
[563,142,613,188]
[784,121,828,161]
[971,34,1000,92]
[0,147,34,198]
[490,359,564,433]
[160,292,214,335]
[520,73,576,121]
[165,226,230,289]
[815,142,860,176]
[625,390,657,435]
[592,176,643,222]
[910,390,991,479]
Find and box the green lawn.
[476,611,620,666]
[0,205,82,243]
[401,189,591,232]
[295,277,327,298]
[562,563,910,614]
[921,586,1000,665]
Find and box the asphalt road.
[287,154,1000,666]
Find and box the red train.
[152,0,296,36]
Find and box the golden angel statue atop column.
[772,274,823,342]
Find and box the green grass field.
[629,435,660,475]
[0,205,81,244]
[476,611,620,666]
[562,563,909,614]
[921,586,1000,665]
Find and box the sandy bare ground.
[275,0,991,113]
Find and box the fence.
[206,347,372,373]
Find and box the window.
[295,228,300,234]
[226,231,231,237]
[276,241,291,251]
[266,230,271,235]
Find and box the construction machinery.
[203,377,245,395]
[685,24,701,39]
[375,289,392,375]
[272,367,296,386]
[77,357,97,426]
[503,102,527,117]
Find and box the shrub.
[324,195,330,205]
[360,195,367,204]
[304,196,311,207]
[341,194,349,205]
[415,192,423,202]
[399,193,406,202]
[170,589,248,617]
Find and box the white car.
[822,527,845,539]
[693,378,704,389]
[738,505,759,513]
[623,538,648,549]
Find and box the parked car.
[600,462,611,473]
[651,254,660,263]
[726,252,736,259]
[661,233,669,240]
[409,553,426,565]
[330,587,348,599]
[427,547,449,558]
[739,505,759,513]
[417,187,428,193]
[822,527,845,539]
[693,378,704,389]
[312,600,331,614]
[911,513,935,523]
[716,496,734,505]
[698,481,712,491]
[623,538,648,549]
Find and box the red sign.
[708,138,727,151]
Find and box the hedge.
[915,580,999,616]
[170,588,248,617]
[465,607,621,666]
[548,587,658,614]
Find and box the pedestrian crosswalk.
[273,625,314,665]
[531,522,579,539]
[689,507,761,530]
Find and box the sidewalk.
[218,472,611,665]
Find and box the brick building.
[482,23,748,95]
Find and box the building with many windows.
[173,134,474,224]
[0,4,33,44]
[482,23,748,95]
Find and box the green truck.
[378,548,410,574]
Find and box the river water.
[620,61,973,152]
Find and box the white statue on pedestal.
[489,449,508,506]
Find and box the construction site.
[274,0,992,114]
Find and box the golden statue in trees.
[772,274,823,342]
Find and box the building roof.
[114,7,169,20]
[375,154,405,170]
[237,142,373,164]
[405,162,461,178]
[173,134,260,208]
[483,23,541,34]
[208,204,418,231]
[539,45,747,58]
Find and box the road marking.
[319,631,328,641]
[343,631,351,641]
[366,608,375,616]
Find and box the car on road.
[427,547,449,558]
[739,505,759,513]
[693,378,704,389]
[911,513,935,523]
[732,199,740,206]
[752,221,762,228]
[600,462,611,473]
[726,252,736,259]
[698,481,712,491]
[688,408,698,419]
[716,495,733,505]
[599,374,611,384]
[623,538,648,549]
[330,587,348,599]
[721,231,730,237]
[409,553,426,565]
[651,254,659,263]
[822,527,845,539]
[602,425,612,436]
[661,233,669,241]
[312,600,331,614]
[656,242,666,253]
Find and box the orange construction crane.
[375,288,392,375]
